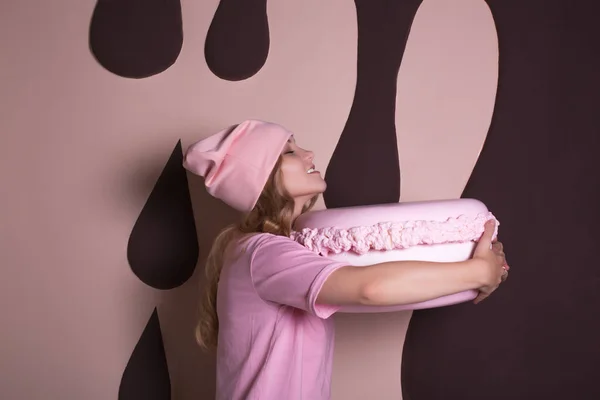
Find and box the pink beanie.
[183,120,293,212]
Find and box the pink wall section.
[0,0,497,399]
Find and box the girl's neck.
[291,200,308,228]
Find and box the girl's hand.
[471,220,509,304]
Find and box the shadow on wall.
[121,137,240,400]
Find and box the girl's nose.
[304,150,314,162]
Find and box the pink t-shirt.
[215,233,348,400]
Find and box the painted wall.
[402,2,600,399]
[1,1,598,400]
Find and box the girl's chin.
[314,184,327,195]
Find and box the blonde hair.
[195,156,318,350]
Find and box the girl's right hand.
[471,220,508,304]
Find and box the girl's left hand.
[492,240,509,282]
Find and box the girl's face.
[279,136,327,204]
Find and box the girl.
[183,120,508,400]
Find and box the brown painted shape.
[324,0,422,208]
[205,0,269,81]
[128,141,199,290]
[119,308,170,400]
[89,0,183,79]
[402,1,600,399]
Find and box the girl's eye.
[285,150,294,154]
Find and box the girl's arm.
[317,220,506,307]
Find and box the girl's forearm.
[358,259,486,306]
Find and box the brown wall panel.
[402,1,600,399]
[324,0,422,208]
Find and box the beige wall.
[0,0,497,399]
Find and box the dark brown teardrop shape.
[128,141,199,290]
[205,0,269,81]
[119,309,171,400]
[89,0,183,78]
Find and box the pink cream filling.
[291,212,499,256]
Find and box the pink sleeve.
[249,234,348,319]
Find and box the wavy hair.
[195,155,318,350]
